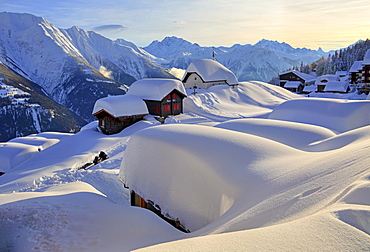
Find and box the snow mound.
[268,98,370,133]
[119,124,301,232]
[0,132,72,171]
[127,79,186,101]
[92,95,148,117]
[214,118,336,150]
[0,182,182,251]
[184,81,300,121]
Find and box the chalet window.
[173,104,180,110]
[164,105,171,112]
[172,93,177,99]
[167,94,171,100]
[155,106,159,112]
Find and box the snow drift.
[119,124,303,231]
[214,118,336,150]
[184,81,300,120]
[268,98,370,133]
[0,132,72,171]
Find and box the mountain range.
[0,12,330,141]
[144,36,329,81]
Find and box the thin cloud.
[174,21,186,25]
[92,24,129,32]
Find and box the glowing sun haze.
[3,0,370,51]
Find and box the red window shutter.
[155,106,159,112]
[174,104,179,110]
[164,105,170,112]
[167,94,171,99]
[172,93,176,99]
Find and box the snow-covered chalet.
[279,70,316,93]
[350,49,370,94]
[182,59,239,89]
[349,61,363,85]
[127,78,187,118]
[92,95,148,135]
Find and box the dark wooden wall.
[95,111,146,135]
[144,90,186,118]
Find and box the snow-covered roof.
[335,71,348,77]
[323,81,349,93]
[269,98,370,133]
[315,74,339,85]
[303,85,317,93]
[127,78,186,101]
[349,61,363,72]
[92,95,148,117]
[119,124,305,232]
[284,81,302,88]
[279,70,316,82]
[182,59,238,85]
[362,49,370,65]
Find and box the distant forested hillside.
[305,39,370,76]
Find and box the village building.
[92,95,148,135]
[302,84,317,94]
[182,59,239,89]
[127,78,187,118]
[358,49,370,94]
[314,74,340,92]
[323,81,350,93]
[279,70,316,93]
[283,81,304,93]
[349,61,363,84]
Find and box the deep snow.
[1,81,370,251]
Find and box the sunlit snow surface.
[1,82,370,251]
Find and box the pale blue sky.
[2,0,370,51]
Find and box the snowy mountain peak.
[154,36,194,47]
[255,39,294,52]
[144,36,201,59]
[0,12,48,31]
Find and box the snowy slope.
[1,75,370,250]
[63,26,172,81]
[0,63,85,142]
[182,81,300,120]
[144,36,328,82]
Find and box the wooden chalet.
[92,95,148,135]
[349,61,363,85]
[314,74,339,92]
[302,84,317,94]
[182,59,239,89]
[359,50,370,94]
[324,81,350,93]
[283,81,303,93]
[279,70,316,93]
[127,79,187,118]
[347,50,370,94]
